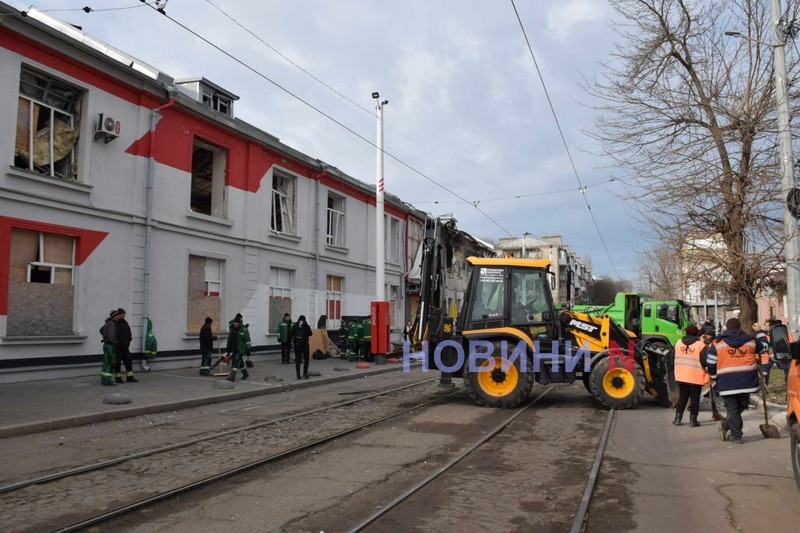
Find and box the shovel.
[756,364,781,439]
[708,383,724,421]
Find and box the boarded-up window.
[7,228,75,336]
[326,275,343,329]
[268,267,293,332]
[187,255,222,332]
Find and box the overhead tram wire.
[410,177,617,205]
[133,1,515,238]
[509,0,620,277]
[30,2,156,13]
[201,0,374,116]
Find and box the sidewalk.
[0,352,411,439]
[596,396,800,532]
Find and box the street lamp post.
[726,0,800,335]
[371,92,390,363]
[373,92,388,302]
[769,0,800,336]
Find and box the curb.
[0,363,410,440]
[750,395,789,432]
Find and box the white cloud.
[546,0,607,42]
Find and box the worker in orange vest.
[673,324,710,427]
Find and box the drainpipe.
[314,174,321,319]
[313,166,328,322]
[141,95,175,370]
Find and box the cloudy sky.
[13,0,640,279]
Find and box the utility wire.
[133,1,515,237]
[201,0,374,116]
[510,0,620,277]
[411,178,617,205]
[30,2,154,13]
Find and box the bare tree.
[636,244,678,299]
[587,277,633,305]
[588,0,800,326]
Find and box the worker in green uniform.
[362,317,372,362]
[354,319,364,360]
[347,319,360,361]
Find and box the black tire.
[464,354,534,408]
[651,382,673,407]
[589,355,645,409]
[582,374,593,393]
[791,422,800,490]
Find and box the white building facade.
[0,5,420,382]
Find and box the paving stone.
[333,367,351,372]
[213,380,235,389]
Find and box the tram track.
[347,386,557,532]
[34,383,621,532]
[294,387,615,533]
[0,378,454,533]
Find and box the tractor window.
[643,304,651,318]
[471,267,505,321]
[510,269,550,323]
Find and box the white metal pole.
[714,289,719,327]
[772,0,800,337]
[376,98,386,302]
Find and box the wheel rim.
[602,367,635,399]
[476,357,518,397]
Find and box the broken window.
[7,229,75,335]
[327,193,346,247]
[191,138,227,218]
[15,66,82,180]
[271,173,295,234]
[201,87,232,116]
[385,216,402,264]
[389,284,400,327]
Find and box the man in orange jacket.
[673,325,710,427]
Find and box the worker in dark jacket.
[113,308,137,383]
[99,309,120,386]
[347,319,359,361]
[705,317,769,444]
[199,317,217,375]
[293,315,312,379]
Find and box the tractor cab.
[457,258,558,343]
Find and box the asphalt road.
[594,398,800,532]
